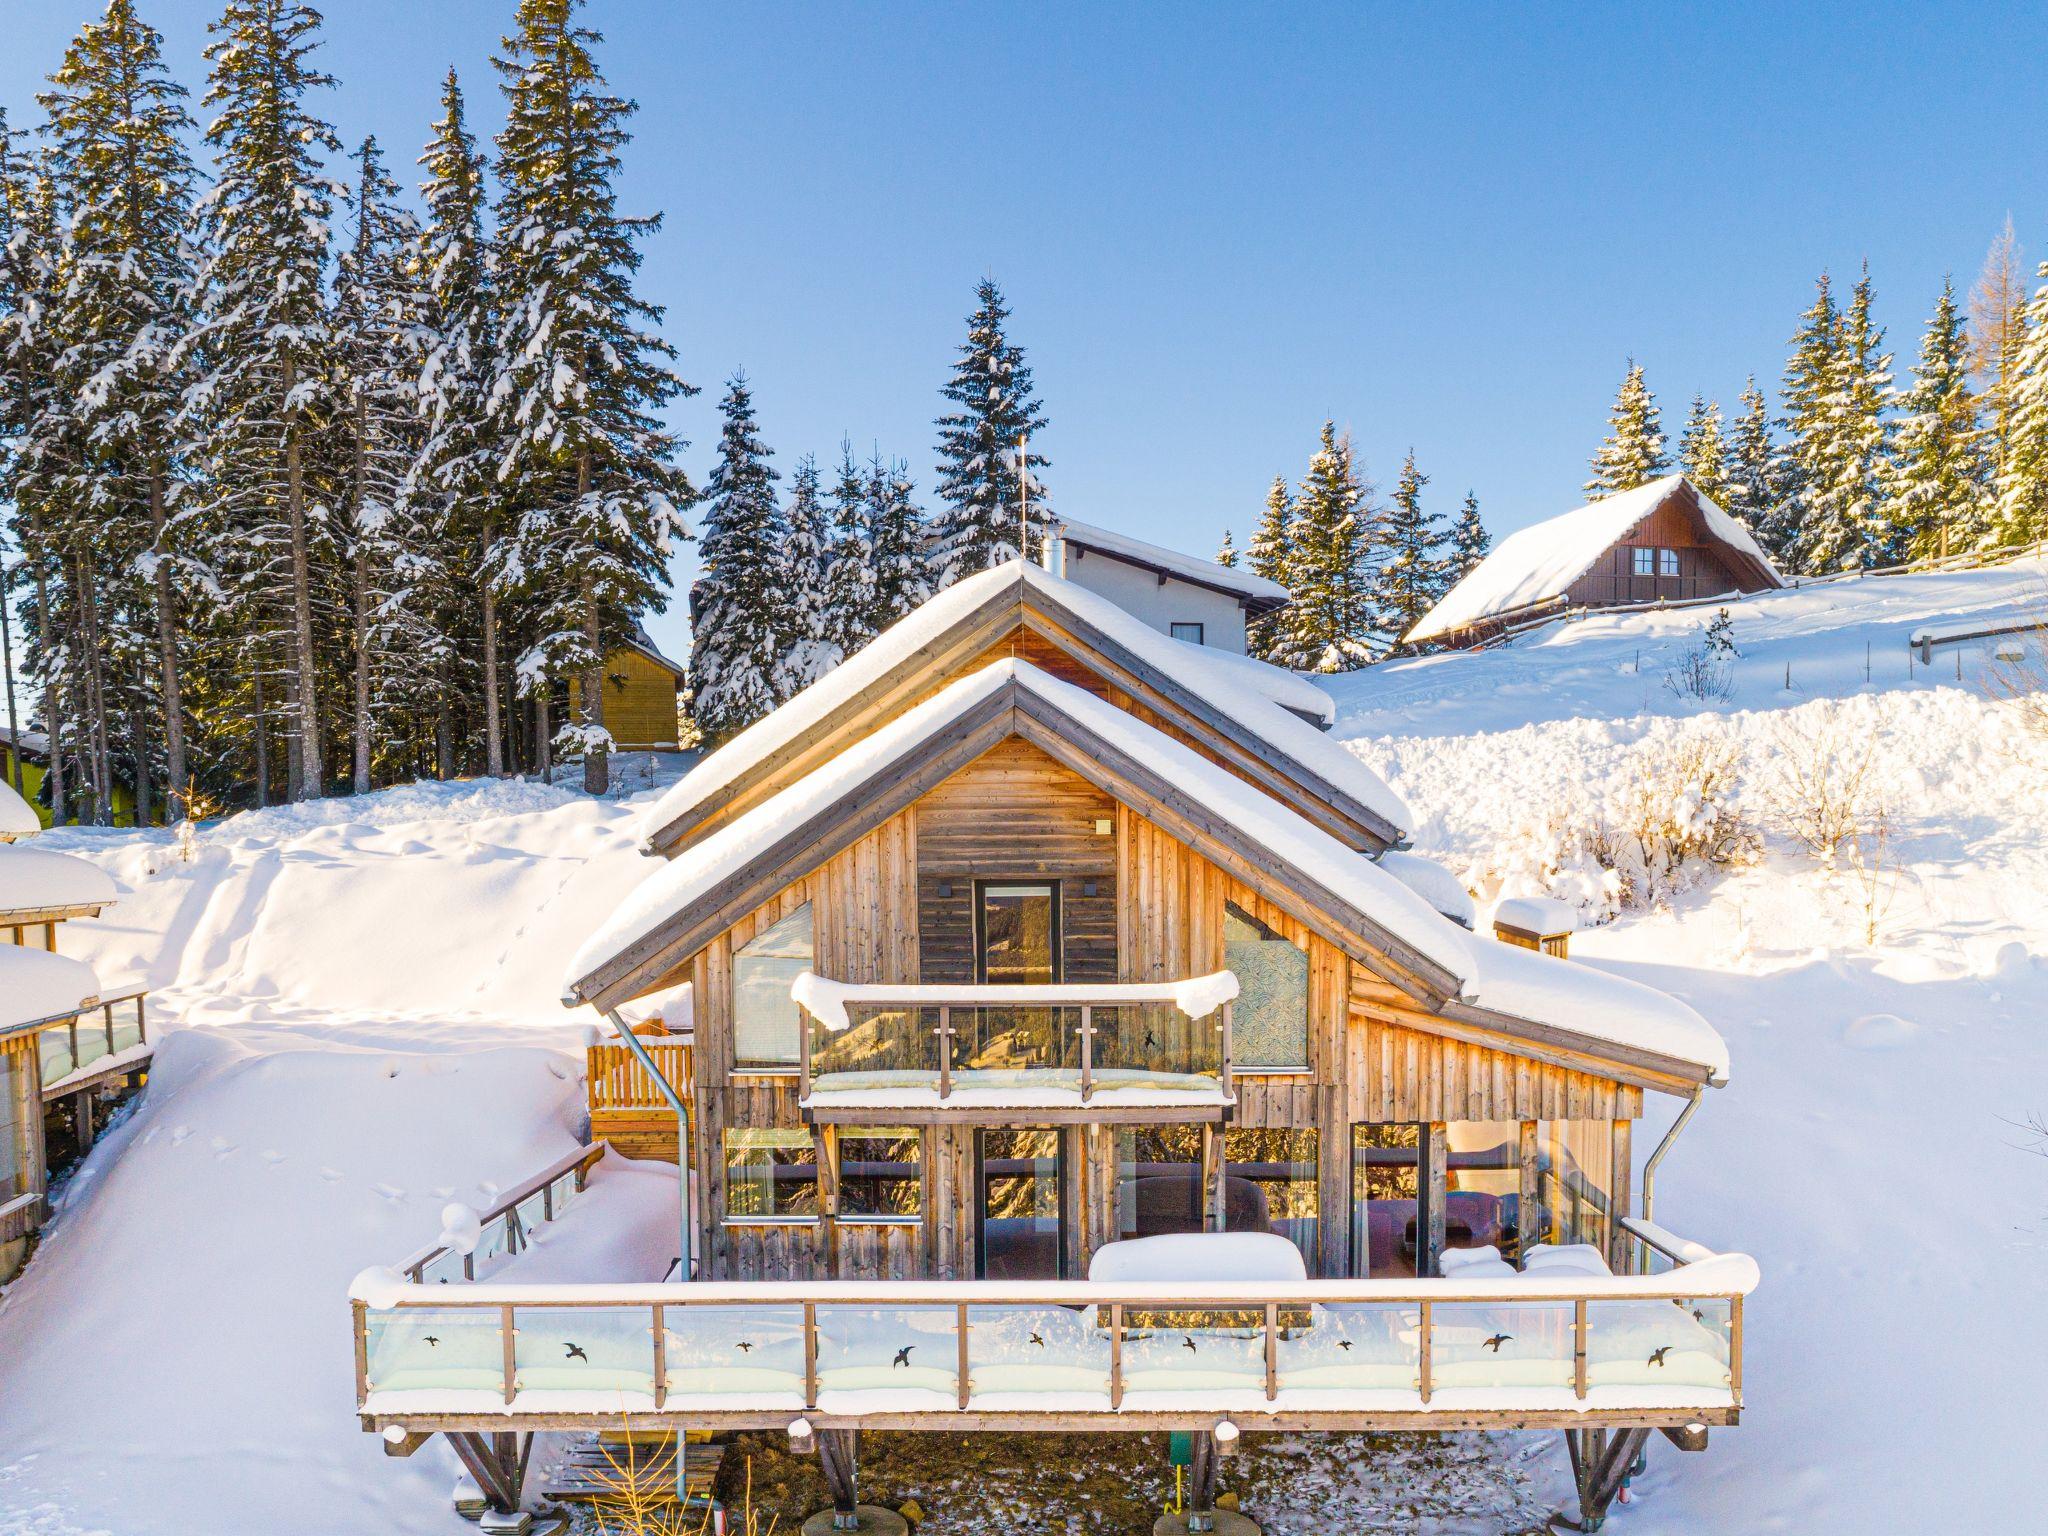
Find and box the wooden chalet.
[1407,475,1784,649]
[355,560,1754,1534]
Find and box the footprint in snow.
[210,1137,237,1158]
[371,1183,407,1201]
[261,1149,287,1166]
[320,1167,346,1183]
[170,1125,192,1145]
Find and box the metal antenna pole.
[1018,433,1029,564]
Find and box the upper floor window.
[1630,546,1654,576]
[1658,547,1681,577]
[1169,621,1205,645]
[734,902,813,1069]
[837,1127,923,1220]
[1224,901,1309,1070]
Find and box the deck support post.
[1186,1432,1219,1532]
[818,1428,860,1529]
[1560,1426,1650,1532]
[444,1430,529,1515]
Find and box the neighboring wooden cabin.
[568,629,686,753]
[568,564,1727,1289]
[1406,475,1784,649]
[1,729,143,831]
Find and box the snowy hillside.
[1326,558,2048,1534]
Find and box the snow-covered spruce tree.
[334,135,437,792]
[1378,449,1445,639]
[489,0,690,792]
[1286,422,1380,672]
[188,0,344,801]
[931,277,1048,584]
[1815,264,1893,570]
[1991,259,2048,547]
[1585,360,1670,497]
[819,440,876,661]
[775,452,837,697]
[1214,529,1237,567]
[1774,272,1844,571]
[1446,491,1488,587]
[687,375,784,744]
[1245,473,1293,661]
[867,449,930,629]
[1722,378,1778,535]
[1882,277,1989,560]
[410,68,510,775]
[36,0,202,819]
[1678,395,1730,506]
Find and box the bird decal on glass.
[1647,1346,1672,1368]
[422,1336,441,1348]
[565,1343,589,1362]
[1337,1340,1353,1352]
[735,1341,754,1353]
[1182,1334,1198,1353]
[1029,1332,1046,1348]
[1482,1334,1512,1353]
[893,1346,915,1369]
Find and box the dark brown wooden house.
[1407,475,1784,649]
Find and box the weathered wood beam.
[444,1431,518,1513]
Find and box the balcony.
[791,972,1237,1119]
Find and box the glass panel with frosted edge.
[513,1305,657,1398]
[1430,1301,1576,1391]
[416,1246,469,1285]
[515,1190,548,1240]
[1444,1121,1522,1264]
[815,1305,960,1398]
[735,903,813,1067]
[1223,1127,1319,1269]
[364,1305,505,1395]
[1119,1308,1266,1394]
[810,1005,939,1090]
[472,1212,514,1268]
[1588,1296,1733,1391]
[39,1028,79,1083]
[546,1171,581,1221]
[1225,902,1309,1070]
[964,1304,1110,1402]
[664,1304,806,1398]
[1276,1302,1417,1393]
[109,1006,144,1055]
[0,1051,23,1201]
[1093,1002,1215,1089]
[955,1003,1078,1085]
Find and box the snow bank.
[0,776,38,838]
[0,945,101,1031]
[0,842,120,912]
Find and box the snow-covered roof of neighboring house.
[1174,639,1335,726]
[640,560,1410,855]
[1405,475,1784,645]
[1056,519,1292,613]
[0,844,120,915]
[575,657,1728,1084]
[1378,851,1475,928]
[0,944,100,1035]
[1,777,39,840]
[621,624,686,677]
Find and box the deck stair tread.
[542,1437,724,1505]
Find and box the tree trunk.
[577,451,608,796]
[283,661,304,803]
[149,473,190,820]
[352,542,372,794]
[282,353,323,799]
[76,558,115,827]
[252,658,270,809]
[534,686,551,781]
[0,552,23,797]
[480,523,504,777]
[35,564,66,824]
[130,646,152,829]
[435,688,454,780]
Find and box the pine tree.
[1678,395,1730,506]
[819,439,876,659]
[189,0,345,801]
[36,0,201,818]
[688,375,784,744]
[1991,259,2048,547]
[775,452,836,697]
[867,450,930,628]
[1813,264,1893,570]
[931,277,1048,585]
[1722,378,1778,536]
[1585,360,1670,497]
[1214,529,1237,567]
[1378,449,1445,638]
[1773,272,1842,567]
[1882,277,1988,560]
[1285,423,1379,672]
[489,0,690,792]
[1970,218,2028,487]
[1245,474,1292,661]
[410,68,508,774]
[1446,491,1489,585]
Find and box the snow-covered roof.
[1405,475,1784,645]
[1494,895,1578,937]
[576,657,1728,1083]
[1378,851,1475,928]
[0,944,101,1034]
[622,624,685,677]
[1173,640,1335,726]
[0,844,120,914]
[1056,519,1292,612]
[641,560,1409,853]
[793,970,1239,1032]
[0,777,39,840]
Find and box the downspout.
[603,1007,693,1280]
[1640,1083,1705,1224]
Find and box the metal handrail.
[392,1140,608,1283]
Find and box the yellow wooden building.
[568,629,686,752]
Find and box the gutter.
[1641,1083,1706,1224]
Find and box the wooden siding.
[0,1032,48,1247]
[571,647,681,751]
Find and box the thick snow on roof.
[1406,475,1781,644]
[1378,851,1475,928]
[0,844,120,913]
[0,777,39,838]
[1057,519,1291,608]
[1494,894,1578,937]
[580,658,1728,1080]
[640,560,1410,849]
[794,970,1238,1032]
[0,944,100,1032]
[1175,640,1335,725]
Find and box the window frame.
[721,1126,821,1225]
[732,901,814,1075]
[1630,546,1654,577]
[972,879,1063,985]
[1658,546,1681,577]
[1168,621,1205,645]
[834,1126,925,1224]
[1221,1126,1320,1271]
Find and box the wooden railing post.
[1263,1303,1278,1401]
[1078,1005,1093,1101]
[500,1305,518,1406]
[1219,1002,1233,1101]
[1418,1300,1432,1403]
[1729,1294,1743,1404]
[956,1303,971,1409]
[803,1302,819,1409]
[1573,1299,1589,1400]
[800,1007,814,1100]
[1109,1303,1124,1409]
[652,1303,667,1410]
[352,1300,370,1405]
[937,1006,952,1100]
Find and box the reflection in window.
[0,1049,25,1203]
[1444,1121,1523,1264]
[734,903,813,1068]
[1351,1123,1424,1277]
[1659,547,1681,577]
[837,1127,922,1220]
[724,1127,818,1220]
[1225,903,1308,1070]
[1631,547,1654,576]
[1538,1119,1613,1257]
[1224,1127,1319,1269]
[1117,1125,1206,1241]
[978,1128,1063,1279]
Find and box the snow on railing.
[347,1246,1756,1422]
[391,1141,608,1285]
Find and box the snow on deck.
[0,842,121,913]
[0,944,100,1032]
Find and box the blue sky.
[3,1,2044,664]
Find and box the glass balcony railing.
[37,989,149,1088]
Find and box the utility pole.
[1018,433,1030,564]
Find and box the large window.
[0,1047,27,1204]
[1116,1125,1206,1241]
[836,1128,922,1221]
[1538,1119,1613,1257]
[1351,1123,1425,1277]
[1631,546,1654,576]
[723,1128,818,1221]
[1444,1121,1523,1264]
[1169,621,1205,645]
[734,903,813,1069]
[1224,1127,1319,1269]
[1224,903,1309,1071]
[977,1129,1064,1279]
